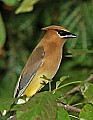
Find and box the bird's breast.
[40,42,63,79]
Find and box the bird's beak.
[63,31,76,38]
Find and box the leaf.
[40,75,52,81]
[67,49,93,57]
[61,1,93,62]
[80,83,93,104]
[0,13,6,48]
[12,92,57,120]
[79,104,93,120]
[56,76,69,89]
[15,0,39,14]
[58,98,67,104]
[1,0,17,6]
[0,98,15,113]
[57,106,71,120]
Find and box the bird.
[14,25,76,102]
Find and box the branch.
[60,74,93,98]
[57,100,81,113]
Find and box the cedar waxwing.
[14,25,76,101]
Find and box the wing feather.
[14,46,45,98]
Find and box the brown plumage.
[14,25,76,99]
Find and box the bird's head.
[41,25,76,39]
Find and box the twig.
[60,74,93,98]
[57,100,81,113]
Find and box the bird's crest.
[42,25,76,38]
[41,25,69,32]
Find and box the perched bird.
[14,25,76,101]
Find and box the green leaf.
[12,92,57,120]
[57,106,71,120]
[58,98,67,104]
[79,104,93,120]
[40,75,52,81]
[0,98,15,113]
[0,13,6,48]
[56,76,69,89]
[81,83,93,104]
[67,49,93,57]
[1,0,17,6]
[61,1,93,62]
[15,0,39,14]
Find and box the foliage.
[0,13,6,48]
[79,104,93,120]
[0,0,93,119]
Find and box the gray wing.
[14,46,45,98]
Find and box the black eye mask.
[55,29,76,38]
